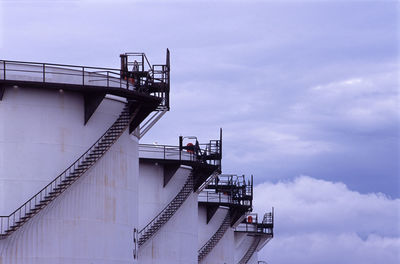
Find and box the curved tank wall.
[138,161,197,264]
[0,86,139,263]
[234,231,251,262]
[198,206,234,264]
[234,232,259,264]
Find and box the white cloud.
[261,233,400,264]
[254,176,400,264]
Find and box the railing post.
[3,61,6,80]
[82,67,85,86]
[43,64,45,83]
[107,71,109,87]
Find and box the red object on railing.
[186,143,194,153]
[247,215,253,223]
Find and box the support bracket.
[0,85,5,100]
[206,204,219,224]
[84,91,105,125]
[163,164,180,187]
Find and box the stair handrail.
[196,169,221,194]
[0,104,136,234]
[198,210,231,261]
[238,236,262,264]
[138,173,194,241]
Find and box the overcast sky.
[0,0,399,263]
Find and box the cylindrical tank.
[0,85,139,264]
[197,206,234,264]
[234,231,258,263]
[138,161,198,264]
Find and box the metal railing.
[210,174,250,189]
[0,60,131,89]
[138,143,221,167]
[138,173,194,247]
[201,174,253,208]
[0,104,134,236]
[198,189,252,207]
[120,50,170,110]
[235,210,274,235]
[0,55,169,110]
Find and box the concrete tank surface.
[0,87,139,264]
[138,162,197,264]
[234,232,259,264]
[198,206,234,264]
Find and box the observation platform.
[139,133,222,190]
[235,212,274,235]
[198,174,253,225]
[0,51,170,130]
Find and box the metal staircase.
[138,173,195,247]
[198,210,231,262]
[0,102,139,239]
[238,236,261,264]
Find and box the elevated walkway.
[0,51,170,239]
[235,211,274,264]
[198,174,253,225]
[0,50,170,134]
[137,134,222,249]
[139,132,222,191]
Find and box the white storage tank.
[138,161,198,264]
[0,53,170,264]
[0,87,139,264]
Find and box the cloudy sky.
[0,0,399,263]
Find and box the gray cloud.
[0,1,398,194]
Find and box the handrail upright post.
[107,71,109,87]
[3,61,6,80]
[82,67,85,86]
[43,64,45,83]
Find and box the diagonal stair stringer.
[198,209,231,262]
[0,101,147,239]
